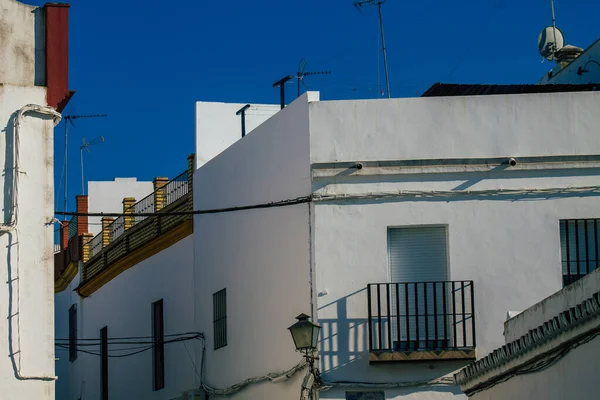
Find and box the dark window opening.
[346,392,385,400]
[213,289,227,350]
[152,299,165,391]
[101,326,108,400]
[68,304,77,362]
[560,219,600,286]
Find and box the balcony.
[367,281,476,363]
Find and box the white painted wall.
[310,91,600,399]
[87,178,153,235]
[58,236,196,400]
[504,268,600,342]
[195,101,280,168]
[468,333,600,400]
[54,263,81,400]
[0,83,56,399]
[0,0,45,87]
[188,90,600,400]
[193,94,315,399]
[538,39,600,84]
[308,92,600,163]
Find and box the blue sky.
[26,0,600,212]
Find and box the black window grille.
[560,219,600,286]
[152,299,165,391]
[100,326,108,400]
[213,289,227,350]
[69,304,77,362]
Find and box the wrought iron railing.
[89,233,103,258]
[165,171,188,206]
[109,217,125,242]
[81,167,192,284]
[132,192,154,224]
[68,216,78,240]
[367,281,475,352]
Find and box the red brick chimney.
[44,3,74,112]
[76,195,88,236]
[61,220,69,250]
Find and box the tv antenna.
[296,58,331,97]
[62,113,107,213]
[80,136,105,194]
[538,0,564,61]
[354,0,391,98]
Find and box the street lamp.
[289,314,321,399]
[288,313,321,353]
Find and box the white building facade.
[538,38,600,84]
[192,88,600,400]
[455,269,600,399]
[0,1,72,399]
[54,165,197,400]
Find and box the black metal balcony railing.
[82,168,192,284]
[367,281,475,352]
[165,171,188,207]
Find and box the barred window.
[69,304,77,362]
[152,299,165,391]
[560,219,600,287]
[213,289,227,350]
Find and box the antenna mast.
[62,113,107,212]
[354,0,391,98]
[549,0,558,55]
[80,136,105,194]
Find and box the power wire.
[55,184,600,219]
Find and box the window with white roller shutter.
[388,225,449,347]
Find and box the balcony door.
[388,226,449,350]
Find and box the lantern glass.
[288,313,321,351]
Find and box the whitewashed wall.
[87,178,153,235]
[0,84,56,399]
[0,0,45,86]
[195,101,280,168]
[466,268,600,400]
[58,236,196,400]
[468,333,600,400]
[54,263,81,400]
[504,268,600,342]
[193,94,316,399]
[310,92,600,399]
[538,39,600,84]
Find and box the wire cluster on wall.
[55,332,203,358]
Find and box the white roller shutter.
[388,226,449,347]
[388,226,449,283]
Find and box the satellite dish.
[538,26,564,60]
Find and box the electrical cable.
[55,333,204,358]
[5,105,62,382]
[54,184,600,219]
[56,195,312,217]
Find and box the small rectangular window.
[346,392,385,400]
[213,289,227,350]
[560,219,600,286]
[69,304,77,362]
[152,299,165,391]
[100,326,108,400]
